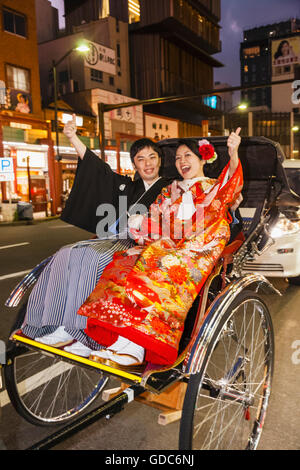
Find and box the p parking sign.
[0,157,13,173]
[0,157,14,181]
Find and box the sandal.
[89,350,146,373]
[35,326,74,348]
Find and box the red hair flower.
[198,139,218,164]
[198,143,215,161]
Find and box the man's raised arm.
[63,114,86,159]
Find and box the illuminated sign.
[84,41,116,75]
[243,46,260,57]
[144,114,179,141]
[91,89,144,139]
[61,113,83,127]
[16,151,46,168]
[0,157,14,182]
[0,173,14,182]
[204,96,218,109]
[272,37,300,74]
[0,157,13,173]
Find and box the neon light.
[3,141,49,150]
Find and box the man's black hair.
[130,138,163,162]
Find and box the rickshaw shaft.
[26,384,145,450]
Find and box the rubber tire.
[179,290,274,450]
[4,303,108,427]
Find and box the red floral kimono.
[78,161,243,365]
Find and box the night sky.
[214,0,300,86]
[49,0,300,90]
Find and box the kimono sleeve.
[216,159,243,209]
[130,186,172,245]
[61,147,132,234]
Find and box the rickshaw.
[2,136,300,450]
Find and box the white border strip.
[0,270,31,281]
[0,242,30,250]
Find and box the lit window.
[3,8,26,37]
[128,0,140,24]
[100,0,110,18]
[6,65,30,92]
[243,46,260,57]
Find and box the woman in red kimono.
[77,129,243,370]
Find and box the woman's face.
[281,42,290,56]
[175,144,204,180]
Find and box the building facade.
[240,18,300,111]
[35,0,59,44]
[129,0,222,125]
[61,0,222,129]
[239,18,300,159]
[0,0,60,218]
[38,16,131,105]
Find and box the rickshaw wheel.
[4,343,109,426]
[179,290,274,450]
[5,300,109,426]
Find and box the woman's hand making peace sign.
[228,127,241,176]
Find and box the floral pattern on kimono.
[78,161,243,365]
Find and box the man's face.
[133,146,161,184]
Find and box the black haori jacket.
[61,147,172,235]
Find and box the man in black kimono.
[61,114,172,236]
[26,116,173,357]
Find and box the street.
[0,219,299,450]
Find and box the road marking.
[49,225,73,229]
[0,270,31,281]
[0,362,74,407]
[0,242,30,250]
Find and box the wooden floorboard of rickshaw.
[114,381,187,409]
[103,381,187,411]
[103,381,187,425]
[135,382,187,410]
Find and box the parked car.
[242,158,300,284]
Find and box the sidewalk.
[0,215,61,227]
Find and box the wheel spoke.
[180,293,273,450]
[8,349,109,424]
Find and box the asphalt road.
[0,219,299,451]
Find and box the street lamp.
[51,42,90,161]
[221,103,248,136]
